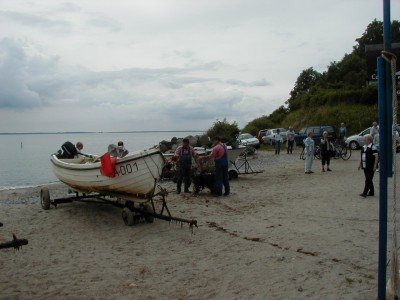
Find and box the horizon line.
[0,130,206,135]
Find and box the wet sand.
[0,149,389,299]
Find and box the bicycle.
[332,140,352,160]
[300,144,321,160]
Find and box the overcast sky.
[0,0,398,132]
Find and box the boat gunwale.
[51,149,164,171]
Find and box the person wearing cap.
[174,138,197,194]
[286,127,295,154]
[204,136,230,196]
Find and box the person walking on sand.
[286,127,295,154]
[274,129,282,155]
[320,131,333,172]
[174,138,197,194]
[304,131,315,174]
[358,134,378,198]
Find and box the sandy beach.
[0,149,390,299]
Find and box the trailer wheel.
[143,204,154,223]
[122,208,135,226]
[229,170,238,180]
[40,188,51,210]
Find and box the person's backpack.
[60,141,78,158]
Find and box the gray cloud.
[86,17,121,32]
[0,38,270,113]
[0,10,70,29]
[226,78,270,87]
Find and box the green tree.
[206,118,240,144]
[353,19,400,57]
[287,67,321,110]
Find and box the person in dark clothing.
[202,136,230,196]
[358,134,378,197]
[320,131,333,172]
[174,138,197,194]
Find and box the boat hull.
[51,149,165,197]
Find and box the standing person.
[204,136,230,196]
[174,138,197,194]
[358,134,378,197]
[339,123,347,145]
[274,129,282,155]
[320,131,333,172]
[370,121,379,139]
[304,131,315,174]
[286,127,295,154]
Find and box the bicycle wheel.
[341,147,351,160]
[300,149,306,160]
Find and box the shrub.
[206,118,240,144]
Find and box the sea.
[0,131,203,190]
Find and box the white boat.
[51,148,165,197]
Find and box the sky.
[0,0,399,133]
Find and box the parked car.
[262,128,287,145]
[346,125,400,150]
[237,133,260,148]
[295,125,336,146]
[345,127,371,150]
[257,129,269,144]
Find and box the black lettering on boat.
[131,162,139,172]
[120,165,126,175]
[126,163,132,173]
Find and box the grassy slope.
[281,103,378,135]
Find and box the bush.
[206,118,240,145]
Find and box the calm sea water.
[0,131,202,190]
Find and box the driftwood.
[0,233,28,250]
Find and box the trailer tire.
[122,208,135,226]
[143,204,154,223]
[40,188,51,210]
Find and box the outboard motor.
[56,141,78,159]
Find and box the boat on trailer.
[50,148,164,197]
[40,148,197,228]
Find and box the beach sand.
[0,149,390,299]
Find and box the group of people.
[302,121,379,198]
[59,141,129,159]
[273,127,296,155]
[173,136,230,197]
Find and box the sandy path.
[0,149,390,299]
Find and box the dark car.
[295,125,336,146]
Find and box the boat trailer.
[229,150,264,179]
[39,186,198,229]
[0,222,28,250]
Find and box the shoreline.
[0,149,385,299]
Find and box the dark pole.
[377,0,392,299]
[377,56,388,300]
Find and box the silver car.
[237,133,260,148]
[346,125,400,150]
[345,127,371,150]
[262,128,287,145]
